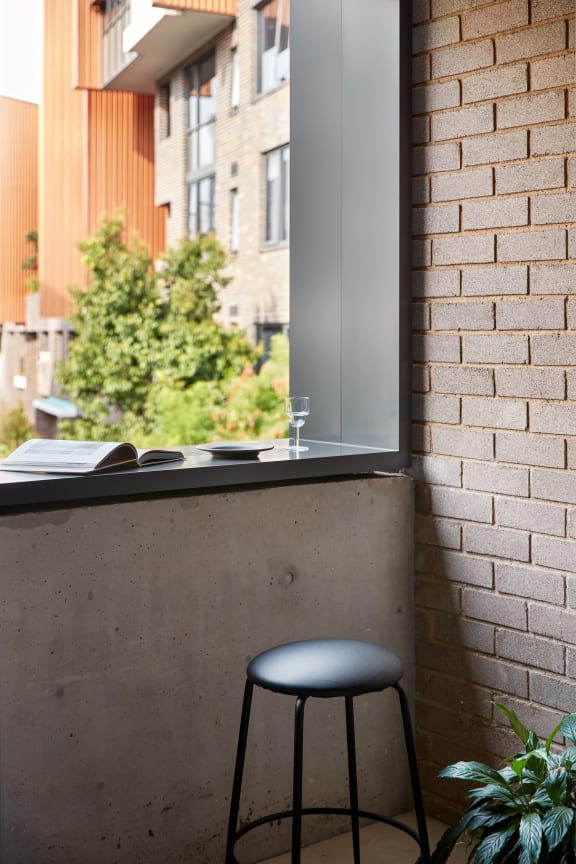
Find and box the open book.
[1,439,184,475]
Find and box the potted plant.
[431,702,576,864]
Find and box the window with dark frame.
[230,48,240,109]
[265,144,289,246]
[186,53,217,236]
[158,83,171,139]
[257,0,290,94]
[230,188,240,254]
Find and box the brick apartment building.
[0,0,289,432]
[99,0,290,345]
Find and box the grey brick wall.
[411,0,576,824]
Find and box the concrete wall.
[0,474,414,863]
[411,0,576,823]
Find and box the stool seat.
[226,637,430,864]
[248,638,404,697]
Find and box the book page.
[2,440,130,471]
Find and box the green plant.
[22,229,39,292]
[0,403,33,457]
[432,703,576,864]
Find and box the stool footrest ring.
[229,807,425,864]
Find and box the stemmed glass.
[284,396,310,453]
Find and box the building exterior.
[0,0,289,431]
[0,0,166,428]
[100,0,290,344]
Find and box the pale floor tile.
[263,811,468,864]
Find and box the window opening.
[186,53,217,235]
[258,0,290,94]
[265,144,289,245]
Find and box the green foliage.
[22,229,39,292]
[57,217,281,445]
[432,703,576,864]
[58,216,159,440]
[0,403,33,457]
[134,334,289,448]
[211,333,289,440]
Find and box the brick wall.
[411,0,576,821]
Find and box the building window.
[265,144,289,245]
[256,322,287,359]
[230,49,240,109]
[186,53,216,172]
[186,53,217,237]
[158,83,170,139]
[257,0,290,94]
[188,176,216,236]
[231,189,240,254]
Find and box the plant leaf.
[560,714,576,745]
[430,809,478,864]
[467,783,519,805]
[439,761,509,785]
[467,811,516,832]
[526,731,540,752]
[474,827,517,864]
[495,702,531,746]
[519,812,543,864]
[543,805,574,851]
[546,720,564,753]
[544,767,568,805]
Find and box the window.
[158,83,170,139]
[265,144,289,245]
[257,0,290,94]
[188,176,215,236]
[230,49,240,109]
[186,53,217,236]
[230,189,240,254]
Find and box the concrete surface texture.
[0,475,413,863]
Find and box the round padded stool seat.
[247,638,404,698]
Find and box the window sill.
[0,440,404,513]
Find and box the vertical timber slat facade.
[39,0,166,318]
[0,97,38,324]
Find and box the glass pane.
[261,0,278,52]
[230,49,240,109]
[199,176,215,235]
[187,66,198,129]
[198,123,215,170]
[281,146,290,242]
[279,0,290,52]
[231,190,240,253]
[266,151,280,244]
[187,130,198,172]
[199,54,216,125]
[188,183,198,236]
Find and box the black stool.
[225,638,430,864]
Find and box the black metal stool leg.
[345,696,361,864]
[292,696,307,864]
[225,679,254,864]
[395,685,430,864]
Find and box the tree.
[58,217,159,440]
[58,217,258,443]
[0,403,33,457]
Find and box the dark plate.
[195,442,275,459]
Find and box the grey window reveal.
[290,0,409,461]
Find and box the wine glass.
[284,396,310,453]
